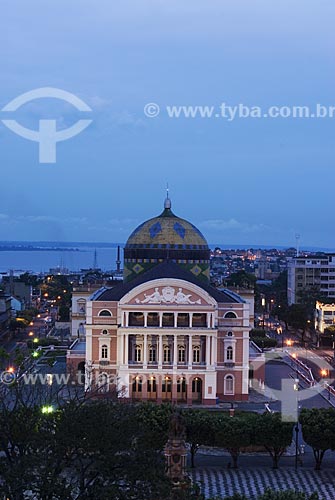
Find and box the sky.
[0,0,334,249]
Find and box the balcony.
[99,360,110,366]
[92,317,117,325]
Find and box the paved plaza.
[191,467,335,499]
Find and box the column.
[189,313,193,328]
[173,334,178,368]
[174,313,178,328]
[144,312,148,328]
[207,313,211,328]
[119,333,124,366]
[124,333,129,367]
[211,335,217,368]
[158,334,163,369]
[205,335,211,368]
[188,334,193,368]
[159,312,163,328]
[143,333,148,368]
[125,312,129,327]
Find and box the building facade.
[315,301,335,334]
[288,254,335,305]
[68,197,251,404]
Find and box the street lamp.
[41,405,54,414]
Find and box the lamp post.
[293,378,299,470]
[261,297,266,330]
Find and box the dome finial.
[164,182,171,209]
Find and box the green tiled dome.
[123,197,210,283]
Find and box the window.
[224,311,237,319]
[178,345,186,363]
[224,375,234,395]
[162,377,172,393]
[134,345,142,362]
[177,378,186,393]
[99,310,112,317]
[163,345,171,363]
[149,345,156,362]
[102,329,108,335]
[101,344,108,359]
[147,377,156,393]
[226,331,233,337]
[132,377,142,393]
[193,345,200,363]
[226,346,233,361]
[192,377,201,393]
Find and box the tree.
[299,408,335,470]
[214,415,255,468]
[226,271,256,289]
[254,413,294,469]
[183,410,215,468]
[287,304,309,344]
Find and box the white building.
[288,254,335,305]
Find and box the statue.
[164,409,189,488]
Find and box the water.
[0,242,333,274]
[0,246,119,273]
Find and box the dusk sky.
[0,1,334,248]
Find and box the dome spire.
[164,183,171,209]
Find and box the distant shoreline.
[0,246,80,252]
[0,241,333,253]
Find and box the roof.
[94,261,241,303]
[125,200,208,250]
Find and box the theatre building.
[70,196,251,404]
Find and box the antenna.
[116,245,121,273]
[295,233,300,257]
[93,249,98,270]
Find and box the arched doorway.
[132,376,142,400]
[162,376,172,401]
[191,377,202,402]
[177,377,187,401]
[147,376,157,400]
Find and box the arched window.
[101,344,108,359]
[178,345,186,363]
[226,331,234,337]
[99,309,112,317]
[226,346,234,361]
[193,345,200,363]
[177,377,186,394]
[132,376,142,393]
[134,345,142,362]
[224,311,237,319]
[147,376,156,393]
[224,375,235,395]
[163,345,171,363]
[102,329,108,335]
[149,345,156,363]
